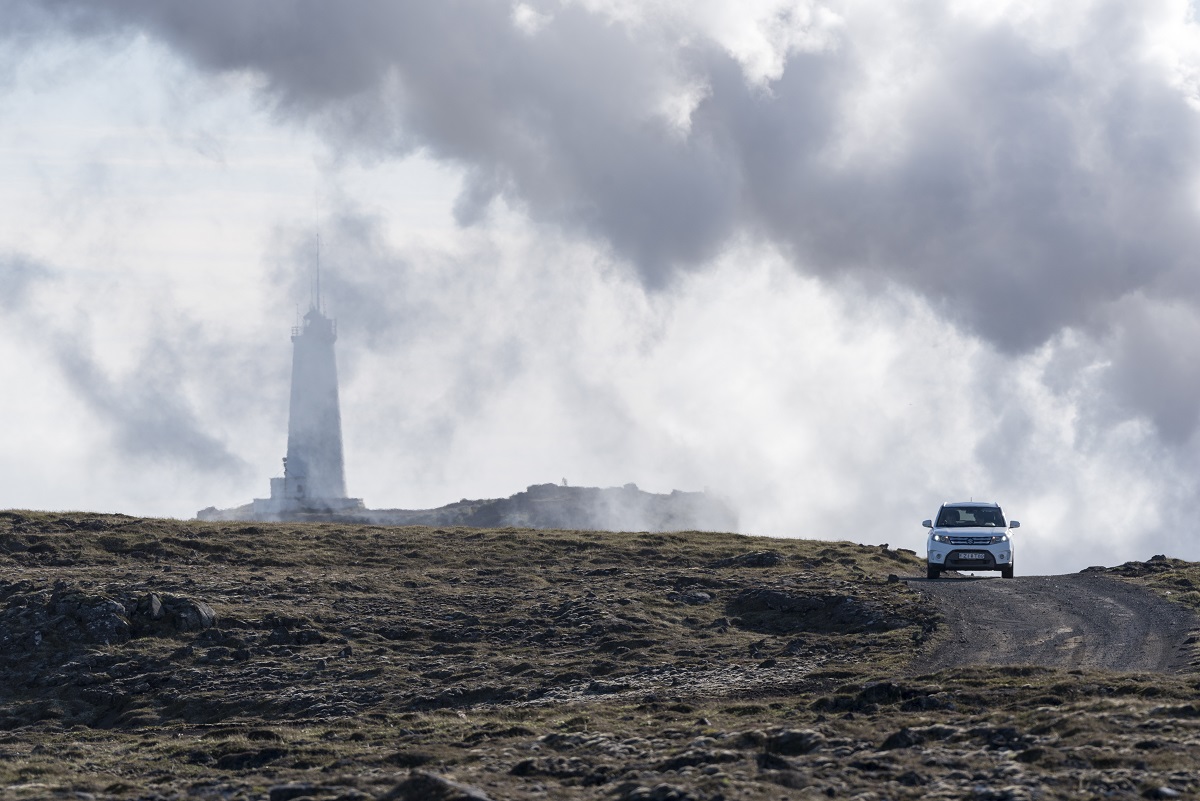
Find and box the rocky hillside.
[364,483,738,533]
[199,483,738,533]
[1,512,1198,800]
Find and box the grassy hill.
[1,512,1198,800]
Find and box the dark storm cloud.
[17,1,1200,432]
[16,1,740,272]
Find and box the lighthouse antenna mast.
[313,234,322,314]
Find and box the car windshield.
[937,506,1006,527]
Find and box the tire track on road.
[907,574,1199,673]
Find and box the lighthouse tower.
[281,301,347,501]
[251,259,363,518]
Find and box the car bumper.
[928,547,1012,570]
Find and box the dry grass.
[1,511,1198,799]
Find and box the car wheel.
[1001,564,1014,579]
[927,565,941,580]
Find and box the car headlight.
[990,534,1009,544]
[932,534,952,543]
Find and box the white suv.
[923,501,1019,579]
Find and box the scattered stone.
[859,681,908,703]
[756,752,794,770]
[164,595,217,632]
[709,551,786,568]
[381,770,494,801]
[1015,747,1044,764]
[656,748,743,771]
[880,725,962,750]
[130,592,216,637]
[900,693,956,712]
[767,729,825,755]
[268,625,327,646]
[1144,788,1181,799]
[169,644,194,660]
[971,786,1031,800]
[268,784,320,801]
[731,730,767,748]
[384,751,434,768]
[59,593,131,645]
[666,591,713,605]
[880,727,923,750]
[814,681,941,713]
[585,679,631,694]
[509,755,608,783]
[969,725,1032,750]
[616,783,697,801]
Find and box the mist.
[4,1,1200,572]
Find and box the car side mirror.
[1009,520,1020,529]
[922,519,932,528]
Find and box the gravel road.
[908,573,1199,673]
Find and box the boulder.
[50,590,130,645]
[131,593,216,637]
[767,729,825,755]
[381,770,494,801]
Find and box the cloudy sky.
[4,0,1200,572]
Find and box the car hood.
[932,526,1009,536]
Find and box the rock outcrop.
[201,482,737,532]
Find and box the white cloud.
[512,2,552,36]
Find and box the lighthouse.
[250,262,363,518]
[280,303,347,500]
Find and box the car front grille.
[948,536,993,545]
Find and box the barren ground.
[910,574,1199,673]
[3,512,1200,800]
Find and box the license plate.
[959,553,986,560]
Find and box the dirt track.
[909,573,1200,673]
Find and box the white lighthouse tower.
[251,257,363,518]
